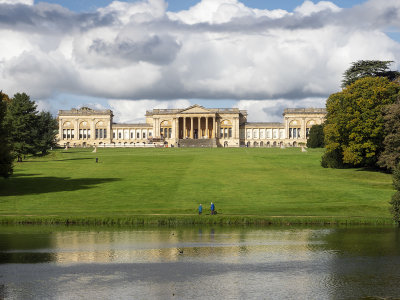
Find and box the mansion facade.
[58,105,326,148]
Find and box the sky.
[1,0,400,123]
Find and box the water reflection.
[1,226,400,299]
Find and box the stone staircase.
[178,138,217,148]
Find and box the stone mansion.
[58,104,326,148]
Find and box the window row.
[245,129,285,139]
[112,129,153,140]
[161,128,172,138]
[95,129,107,139]
[289,128,301,139]
[220,127,232,139]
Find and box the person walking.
[198,204,202,215]
[210,202,215,215]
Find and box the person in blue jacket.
[198,204,202,215]
[210,202,215,215]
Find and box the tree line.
[0,92,58,178]
[306,60,400,224]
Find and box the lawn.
[0,147,395,224]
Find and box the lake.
[1,226,400,299]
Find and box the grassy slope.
[0,148,395,224]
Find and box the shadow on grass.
[0,175,120,196]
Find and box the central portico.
[146,104,246,147]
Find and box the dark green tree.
[0,92,13,178]
[306,124,324,148]
[322,77,400,168]
[378,99,400,171]
[342,60,400,88]
[6,93,38,162]
[33,111,58,155]
[390,163,400,226]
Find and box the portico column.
[213,116,216,138]
[183,117,186,138]
[205,117,209,138]
[190,117,194,138]
[197,116,200,139]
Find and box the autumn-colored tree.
[322,77,400,168]
[378,100,400,171]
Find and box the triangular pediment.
[179,104,212,114]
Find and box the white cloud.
[236,98,326,122]
[1,0,400,116]
[108,99,191,123]
[294,0,341,16]
[0,0,33,5]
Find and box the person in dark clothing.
[210,202,215,215]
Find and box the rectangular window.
[143,132,146,138]
[100,129,103,139]
[289,128,292,139]
[71,130,75,139]
[87,129,91,139]
[83,129,87,139]
[118,132,122,139]
[137,132,140,139]
[149,131,152,137]
[224,128,228,138]
[168,128,172,138]
[306,128,310,138]
[297,128,301,138]
[131,132,134,139]
[95,129,99,139]
[63,129,66,139]
[79,129,83,139]
[280,129,285,139]
[292,128,296,139]
[266,129,271,139]
[113,132,116,139]
[104,129,107,139]
[67,129,71,139]
[246,129,251,139]
[220,128,224,138]
[260,129,265,139]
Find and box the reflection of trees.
[310,227,400,299]
[311,227,400,256]
[0,232,55,263]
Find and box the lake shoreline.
[0,215,395,226]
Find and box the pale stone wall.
[58,105,326,148]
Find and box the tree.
[306,124,324,148]
[390,163,400,226]
[322,77,400,168]
[0,92,13,178]
[342,60,400,88]
[378,99,400,171]
[6,93,38,162]
[33,111,58,155]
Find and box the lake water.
[1,226,400,299]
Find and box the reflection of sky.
[2,227,400,299]
[45,229,320,264]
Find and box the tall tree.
[33,111,58,155]
[322,77,400,168]
[0,92,13,178]
[306,124,324,148]
[378,100,400,171]
[6,93,38,162]
[390,163,400,226]
[342,60,400,88]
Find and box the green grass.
[0,147,395,225]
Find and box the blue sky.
[3,0,400,122]
[34,0,365,12]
